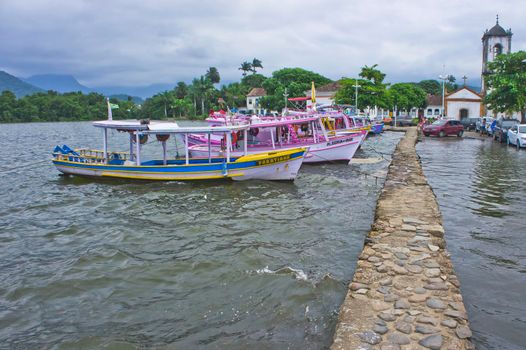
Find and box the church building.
[481,16,512,93]
[445,87,483,120]
[442,17,514,121]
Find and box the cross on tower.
[462,75,468,87]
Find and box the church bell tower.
[481,15,512,93]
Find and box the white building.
[481,17,521,119]
[445,87,483,120]
[481,16,512,93]
[246,88,266,114]
[425,94,443,118]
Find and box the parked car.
[394,115,415,126]
[507,124,526,149]
[494,119,519,143]
[460,117,479,131]
[423,119,464,137]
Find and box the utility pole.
[283,88,289,115]
[354,79,360,113]
[438,66,450,118]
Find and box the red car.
[423,119,464,137]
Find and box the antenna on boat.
[106,97,113,121]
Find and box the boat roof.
[248,115,320,127]
[93,120,250,133]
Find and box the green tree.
[359,64,386,85]
[387,83,427,111]
[239,61,253,77]
[159,91,172,117]
[0,91,17,122]
[484,50,526,123]
[251,58,263,73]
[335,64,389,110]
[206,67,220,84]
[418,80,441,95]
[174,81,188,99]
[241,74,267,89]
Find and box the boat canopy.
[92,120,249,134]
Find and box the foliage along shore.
[2,53,524,124]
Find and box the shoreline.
[331,128,474,349]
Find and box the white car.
[507,124,526,149]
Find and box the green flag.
[109,103,119,110]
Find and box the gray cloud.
[0,0,524,87]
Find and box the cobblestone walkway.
[331,128,474,350]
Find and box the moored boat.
[189,114,367,163]
[52,120,307,181]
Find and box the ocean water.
[0,121,402,349]
[417,136,526,350]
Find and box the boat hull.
[53,148,306,181]
[189,133,364,164]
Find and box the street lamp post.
[438,73,450,118]
[283,88,289,115]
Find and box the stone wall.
[331,128,474,350]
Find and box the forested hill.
[0,71,43,97]
[25,74,90,94]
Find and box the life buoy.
[156,134,170,142]
[249,128,259,137]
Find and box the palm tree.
[239,61,253,77]
[159,91,172,118]
[174,81,188,99]
[206,67,220,84]
[359,64,386,85]
[251,58,263,74]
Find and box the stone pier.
[331,128,474,350]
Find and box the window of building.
[434,109,440,115]
[427,109,432,115]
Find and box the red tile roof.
[247,88,266,97]
[426,94,442,106]
[316,81,340,92]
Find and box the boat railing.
[54,149,130,164]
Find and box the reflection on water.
[0,121,402,349]
[417,137,526,350]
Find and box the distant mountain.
[109,94,144,104]
[0,71,44,97]
[25,74,90,94]
[94,83,175,99]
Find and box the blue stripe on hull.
[53,150,305,174]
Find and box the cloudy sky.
[1,0,524,88]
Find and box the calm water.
[0,122,402,349]
[417,137,526,350]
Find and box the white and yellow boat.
[52,120,307,181]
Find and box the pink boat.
[188,113,367,164]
